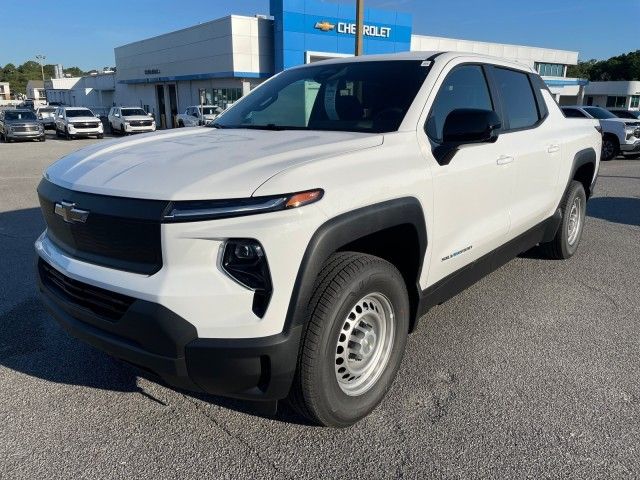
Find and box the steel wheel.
[334,293,395,397]
[567,196,583,246]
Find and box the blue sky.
[2,0,638,70]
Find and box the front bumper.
[36,257,302,400]
[68,125,103,136]
[621,140,640,153]
[124,124,155,133]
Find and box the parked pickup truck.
[562,106,640,160]
[35,52,601,427]
[176,105,223,127]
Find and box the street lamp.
[35,54,46,82]
[355,0,364,56]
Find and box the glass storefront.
[198,87,243,108]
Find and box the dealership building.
[114,0,585,128]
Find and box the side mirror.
[433,109,501,165]
[148,112,153,117]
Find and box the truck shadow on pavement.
[0,207,307,425]
[586,196,640,227]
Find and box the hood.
[68,116,100,123]
[44,128,383,200]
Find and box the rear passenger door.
[422,64,515,285]
[488,67,561,236]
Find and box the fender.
[568,147,597,198]
[282,197,428,335]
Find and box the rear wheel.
[64,127,73,140]
[601,135,619,161]
[289,252,409,427]
[540,180,586,259]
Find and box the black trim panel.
[568,147,597,198]
[283,198,428,334]
[417,214,561,318]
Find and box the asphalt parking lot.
[1,133,639,479]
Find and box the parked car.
[176,105,222,127]
[108,107,156,135]
[54,106,104,140]
[0,109,45,142]
[562,106,640,160]
[36,106,57,130]
[608,108,640,120]
[35,52,601,427]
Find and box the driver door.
[421,63,515,285]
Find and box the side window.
[563,108,587,119]
[493,68,540,130]
[426,65,493,143]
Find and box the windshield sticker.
[324,80,339,120]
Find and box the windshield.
[121,108,148,117]
[201,107,220,115]
[5,111,37,121]
[211,60,431,133]
[583,107,617,120]
[66,109,94,118]
[612,110,640,119]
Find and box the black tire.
[40,136,46,142]
[601,135,619,161]
[540,180,587,259]
[120,124,126,136]
[624,153,640,160]
[97,134,104,139]
[55,127,61,138]
[65,127,72,140]
[289,252,410,427]
[0,132,4,142]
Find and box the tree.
[568,50,640,81]
[0,60,86,95]
[63,66,85,77]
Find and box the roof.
[26,80,44,88]
[295,51,535,72]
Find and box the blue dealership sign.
[270,0,413,72]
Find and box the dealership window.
[198,87,242,109]
[630,95,640,108]
[606,96,627,108]
[534,63,565,77]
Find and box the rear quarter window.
[493,67,540,130]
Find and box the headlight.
[222,239,272,317]
[163,189,324,223]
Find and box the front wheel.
[601,135,619,161]
[289,252,409,427]
[540,180,586,259]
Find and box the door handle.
[547,144,561,154]
[496,155,514,165]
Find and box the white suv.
[108,107,156,135]
[36,52,600,427]
[562,106,640,160]
[54,107,104,140]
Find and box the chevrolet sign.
[314,20,391,38]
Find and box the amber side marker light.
[286,189,324,208]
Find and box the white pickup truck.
[176,105,223,127]
[35,52,600,427]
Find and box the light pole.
[35,54,46,82]
[355,0,364,56]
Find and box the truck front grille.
[37,179,169,275]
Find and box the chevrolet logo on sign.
[314,21,336,32]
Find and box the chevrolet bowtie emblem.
[314,21,336,32]
[54,201,89,224]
